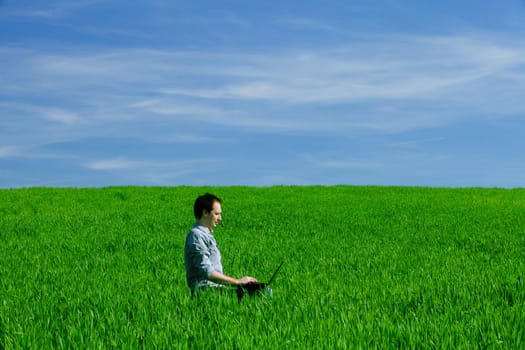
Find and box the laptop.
[236,261,284,301]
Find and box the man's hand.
[238,276,258,285]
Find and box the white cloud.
[152,34,525,120]
[84,157,218,171]
[81,157,224,186]
[2,32,524,142]
[0,146,19,158]
[44,110,81,126]
[304,154,381,169]
[132,99,225,119]
[84,158,144,170]
[0,0,107,19]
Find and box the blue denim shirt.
[184,223,223,291]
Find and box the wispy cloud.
[44,110,81,126]
[81,157,224,186]
[304,155,380,170]
[85,158,144,171]
[0,0,106,19]
[0,146,19,158]
[2,32,525,146]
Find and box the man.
[184,193,258,296]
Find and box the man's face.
[201,201,222,230]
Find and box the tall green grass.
[1,186,524,348]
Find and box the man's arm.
[209,270,257,285]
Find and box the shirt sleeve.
[186,230,216,278]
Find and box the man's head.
[194,193,222,230]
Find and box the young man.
[184,193,257,296]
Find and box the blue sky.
[2,0,525,188]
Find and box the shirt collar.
[194,222,213,235]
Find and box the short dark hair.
[194,193,222,219]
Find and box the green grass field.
[1,186,524,349]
